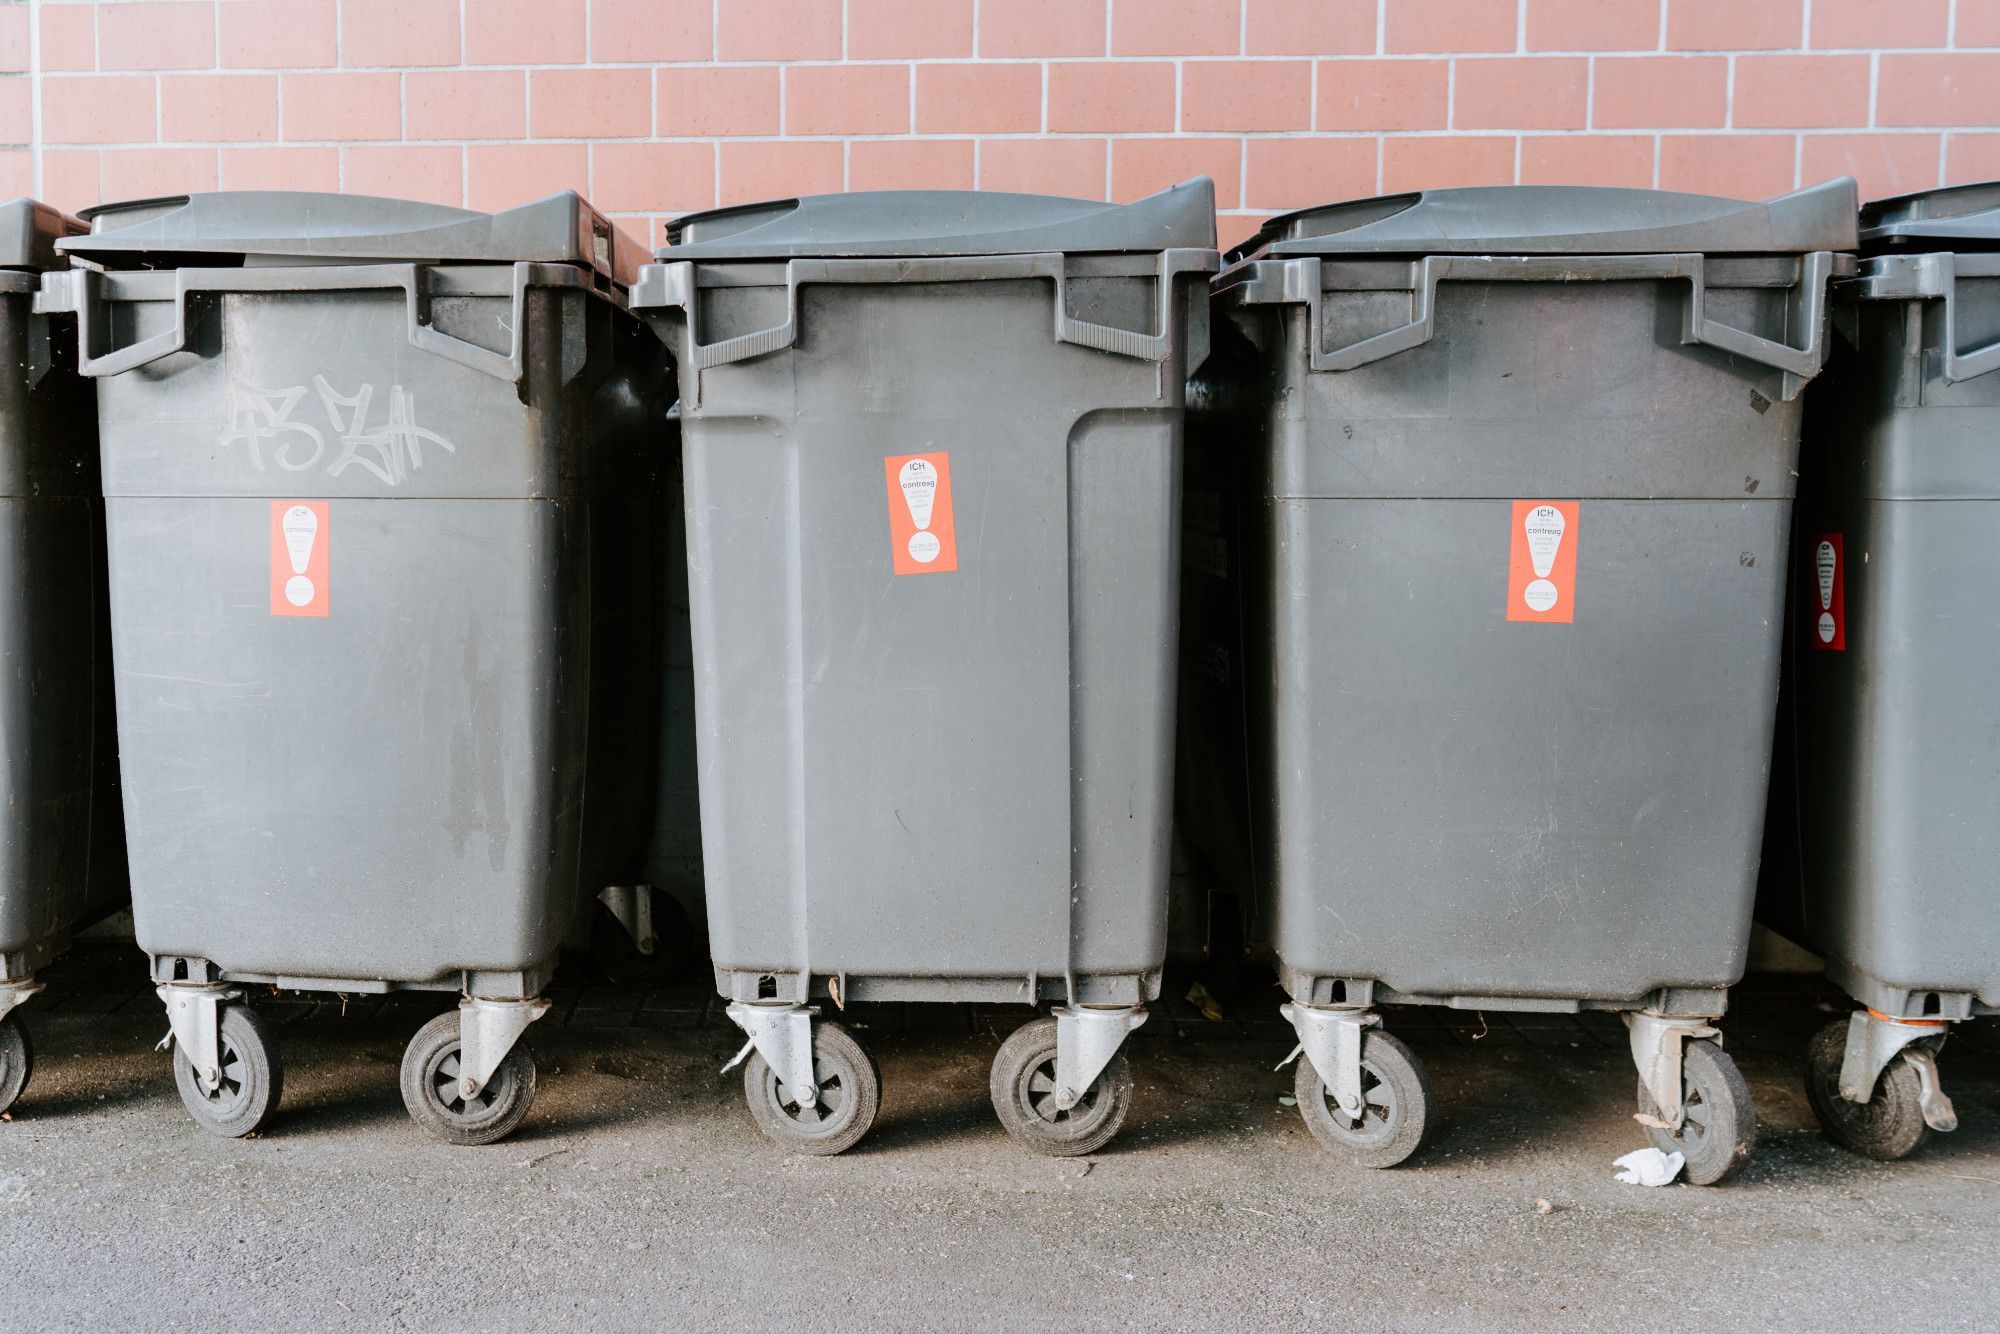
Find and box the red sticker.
[1506,500,1578,624]
[884,452,958,576]
[1810,532,1844,651]
[270,501,330,617]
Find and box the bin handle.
[56,262,535,384]
[1235,251,1836,399]
[1852,252,2000,385]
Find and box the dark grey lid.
[660,178,1216,260]
[0,198,84,272]
[1238,178,1858,260]
[1861,182,2000,250]
[58,190,640,285]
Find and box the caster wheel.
[1637,1037,1755,1186]
[591,888,697,989]
[0,1013,31,1116]
[400,1010,538,1147]
[989,1016,1133,1158]
[1804,1019,1932,1162]
[173,1004,281,1139]
[743,1021,878,1156]
[1294,1029,1431,1169]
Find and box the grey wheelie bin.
[0,200,129,1115]
[633,181,1217,1155]
[1770,182,2000,1161]
[1185,179,1856,1184]
[41,190,666,1145]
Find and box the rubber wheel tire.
[1638,1037,1756,1186]
[743,1020,879,1156]
[1295,1029,1431,1169]
[1804,1019,1933,1162]
[0,1012,31,1115]
[989,1016,1134,1158]
[172,1004,281,1139]
[399,1010,538,1147]
[591,888,697,990]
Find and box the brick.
[1525,0,1659,51]
[101,146,216,199]
[1665,0,1801,50]
[1387,0,1519,54]
[0,150,30,198]
[978,137,1106,196]
[1049,61,1175,133]
[531,68,651,139]
[1455,57,1587,130]
[1216,212,1262,250]
[98,2,213,72]
[464,0,586,65]
[1960,2,2000,48]
[1112,0,1241,56]
[341,0,461,68]
[1244,136,1377,209]
[282,73,402,142]
[467,143,589,211]
[407,71,524,141]
[849,0,974,59]
[657,67,780,137]
[1519,133,1652,186]
[1112,136,1242,206]
[1801,133,1939,202]
[1879,55,2000,130]
[1184,60,1312,131]
[1945,134,2000,186]
[43,149,100,210]
[0,6,26,74]
[218,145,342,192]
[1593,56,1727,129]
[786,64,911,136]
[979,0,1106,57]
[41,76,157,145]
[161,75,282,143]
[1810,0,1947,50]
[849,138,976,190]
[1733,56,1869,130]
[718,140,843,206]
[1247,0,1374,55]
[1383,135,1516,190]
[591,0,713,61]
[38,6,96,73]
[1317,59,1448,131]
[716,0,841,60]
[1657,134,1795,197]
[0,80,28,144]
[592,142,715,213]
[220,0,336,68]
[345,144,464,206]
[916,63,1041,133]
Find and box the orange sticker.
[270,500,330,617]
[1810,532,1844,651]
[1506,500,1577,624]
[884,452,958,576]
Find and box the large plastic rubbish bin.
[43,191,665,1145]
[633,181,1217,1155]
[1184,180,1855,1184]
[1768,183,2000,1161]
[0,199,129,1115]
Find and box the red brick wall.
[3,0,1997,248]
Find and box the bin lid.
[57,190,640,285]
[1236,178,1858,260]
[659,178,1216,260]
[1861,182,2000,251]
[0,198,84,272]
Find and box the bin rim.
[656,178,1216,261]
[0,198,84,274]
[1861,181,2000,252]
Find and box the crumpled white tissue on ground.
[1612,1147,1685,1186]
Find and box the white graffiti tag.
[219,379,457,487]
[220,383,326,473]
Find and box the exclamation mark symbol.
[1522,504,1566,613]
[899,458,941,565]
[1815,540,1838,644]
[282,505,319,607]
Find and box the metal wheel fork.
[0,978,42,1025]
[1840,1010,1957,1133]
[1052,1006,1148,1111]
[1625,1010,1719,1132]
[1280,1003,1379,1118]
[598,883,656,956]
[724,1002,820,1110]
[457,996,552,1102]
[157,983,239,1094]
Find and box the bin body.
[1780,185,2000,1018]
[1187,183,1854,1011]
[0,200,127,980]
[63,192,652,991]
[638,184,1215,1005]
